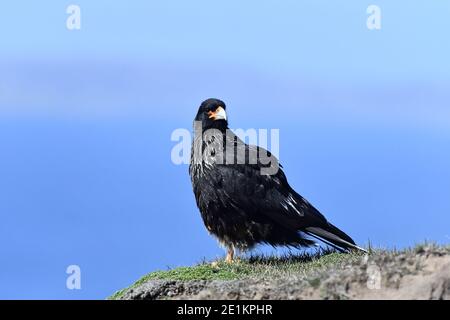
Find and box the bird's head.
[194,98,228,130]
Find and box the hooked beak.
[208,106,227,121]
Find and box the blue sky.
[0,1,449,299]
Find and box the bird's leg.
[225,247,234,263]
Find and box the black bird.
[189,98,366,262]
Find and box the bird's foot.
[225,249,234,263]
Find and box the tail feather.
[305,225,367,253]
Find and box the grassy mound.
[109,243,449,300]
[109,249,363,299]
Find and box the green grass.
[109,242,449,300]
[109,248,364,300]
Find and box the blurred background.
[0,1,449,299]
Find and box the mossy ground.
[109,243,449,300]
[109,248,364,299]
